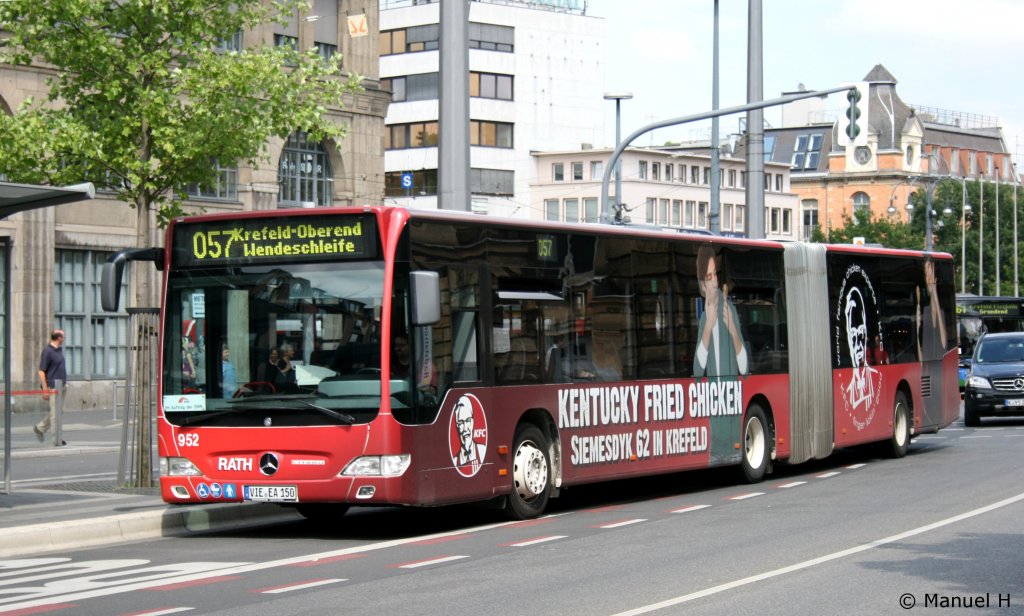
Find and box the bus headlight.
[160,456,202,476]
[966,375,991,389]
[342,455,411,477]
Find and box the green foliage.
[0,0,362,225]
[814,178,1024,296]
[810,207,920,249]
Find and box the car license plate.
[1005,399,1024,407]
[243,485,297,502]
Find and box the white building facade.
[532,148,800,240]
[380,0,604,217]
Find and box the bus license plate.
[1006,399,1024,407]
[243,485,298,502]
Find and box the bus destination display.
[172,215,377,267]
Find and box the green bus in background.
[957,294,1024,389]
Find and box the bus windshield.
[163,260,392,426]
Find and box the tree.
[0,0,361,302]
[809,208,919,249]
[0,0,362,485]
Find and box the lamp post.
[603,92,632,222]
[961,176,971,294]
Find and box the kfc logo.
[449,393,488,477]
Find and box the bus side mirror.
[101,260,125,312]
[410,271,440,325]
[101,247,164,312]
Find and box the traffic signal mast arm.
[599,84,860,223]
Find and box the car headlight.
[966,375,991,389]
[160,456,202,476]
[342,454,411,477]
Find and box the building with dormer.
[763,65,1012,240]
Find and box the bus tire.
[739,405,769,483]
[885,392,911,458]
[504,423,551,520]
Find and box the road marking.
[816,471,841,478]
[776,481,806,489]
[962,435,993,439]
[503,536,566,547]
[287,554,365,567]
[669,504,711,514]
[597,519,646,529]
[845,463,867,469]
[255,578,346,594]
[611,491,1024,615]
[122,608,195,615]
[393,555,469,569]
[729,492,764,500]
[0,519,519,612]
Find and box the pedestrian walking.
[34,328,67,445]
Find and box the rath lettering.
[217,457,252,472]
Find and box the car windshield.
[162,260,401,426]
[976,338,1024,363]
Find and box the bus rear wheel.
[504,424,551,520]
[885,392,911,458]
[739,405,769,483]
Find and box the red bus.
[102,206,959,520]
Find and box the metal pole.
[995,169,1000,294]
[600,85,854,223]
[439,0,470,211]
[2,239,9,494]
[962,180,968,294]
[615,98,622,211]
[979,175,984,295]
[745,0,764,239]
[1015,164,1019,296]
[710,0,721,234]
[603,92,632,221]
[925,185,933,251]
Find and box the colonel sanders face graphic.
[449,393,488,477]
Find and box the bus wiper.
[181,406,252,426]
[299,400,355,425]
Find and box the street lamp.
[962,201,973,294]
[603,91,632,222]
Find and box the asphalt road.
[2,416,1023,616]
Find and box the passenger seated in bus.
[275,343,298,391]
[391,332,438,402]
[255,347,283,384]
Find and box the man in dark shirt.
[34,329,67,444]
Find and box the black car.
[963,332,1024,426]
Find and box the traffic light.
[838,82,869,146]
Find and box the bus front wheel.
[739,405,769,483]
[504,423,551,520]
[886,392,911,458]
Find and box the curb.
[0,502,301,558]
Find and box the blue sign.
[223,483,237,499]
[401,173,413,190]
[196,483,210,499]
[210,483,222,498]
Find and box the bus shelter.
[0,181,95,494]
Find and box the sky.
[586,0,1024,164]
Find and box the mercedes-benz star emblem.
[259,453,279,476]
[1014,378,1024,390]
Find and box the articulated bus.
[102,206,960,520]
